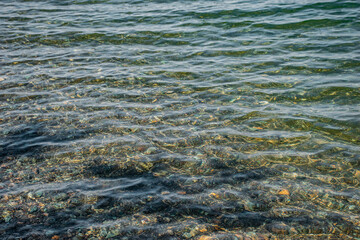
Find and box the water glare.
[0,0,359,239]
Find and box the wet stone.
[100,229,107,237]
[267,223,290,235]
[145,147,157,154]
[106,229,120,238]
[3,213,12,223]
[183,232,194,239]
[29,206,38,213]
[27,192,35,200]
[45,231,56,238]
[348,205,356,210]
[34,190,43,198]
[54,193,67,201]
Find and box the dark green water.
[1,0,360,239]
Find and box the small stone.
[100,229,108,237]
[245,201,255,211]
[189,229,197,237]
[4,215,11,223]
[267,223,289,234]
[53,203,65,209]
[166,230,173,235]
[288,166,297,172]
[199,236,213,240]
[209,192,220,199]
[278,189,290,195]
[35,190,43,198]
[106,229,120,238]
[348,205,356,210]
[70,198,81,205]
[289,227,298,234]
[199,227,207,233]
[183,232,193,239]
[27,192,35,199]
[45,231,56,237]
[145,147,157,154]
[54,193,67,201]
[258,101,269,105]
[29,206,38,213]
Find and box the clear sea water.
[0,0,360,239]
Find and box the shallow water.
[0,0,360,239]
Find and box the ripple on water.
[0,0,360,239]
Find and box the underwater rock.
[266,222,290,235]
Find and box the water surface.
[0,0,360,239]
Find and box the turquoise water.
[0,0,360,239]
